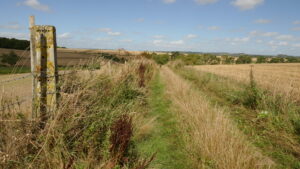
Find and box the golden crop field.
[192,63,300,102]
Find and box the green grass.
[136,73,192,169]
[0,66,30,74]
[173,66,300,169]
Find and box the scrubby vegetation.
[0,51,20,66]
[0,59,157,168]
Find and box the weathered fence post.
[30,17,58,126]
[30,16,36,119]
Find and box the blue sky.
[0,0,300,55]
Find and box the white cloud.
[262,32,278,37]
[232,0,264,10]
[170,40,184,45]
[268,40,289,47]
[58,32,72,39]
[98,28,112,32]
[255,19,272,24]
[153,35,165,39]
[163,0,176,4]
[249,30,279,37]
[233,37,250,42]
[186,34,198,39]
[119,39,133,43]
[108,31,121,36]
[21,0,50,12]
[268,40,276,46]
[291,27,300,31]
[0,32,28,40]
[293,21,300,25]
[249,30,260,36]
[275,35,294,41]
[208,26,220,30]
[0,23,23,30]
[256,39,263,43]
[98,28,121,36]
[293,43,300,47]
[153,40,163,45]
[136,18,145,22]
[278,41,288,46]
[195,0,218,5]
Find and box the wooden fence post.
[31,22,58,126]
[30,16,36,119]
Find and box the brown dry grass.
[161,66,274,169]
[192,63,300,103]
[0,58,155,168]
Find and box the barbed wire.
[0,69,81,85]
[0,96,32,112]
[10,46,31,74]
[0,74,32,85]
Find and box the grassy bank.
[135,72,191,169]
[0,60,155,168]
[173,65,300,168]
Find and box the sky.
[0,0,300,56]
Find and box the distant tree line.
[0,37,30,50]
[141,51,300,66]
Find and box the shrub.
[224,55,235,64]
[236,55,252,64]
[0,51,19,66]
[256,56,267,63]
[270,57,284,63]
[242,66,261,109]
[152,54,169,65]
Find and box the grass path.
[136,72,191,169]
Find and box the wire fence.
[0,47,125,113]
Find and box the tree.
[286,57,300,63]
[224,55,235,64]
[171,51,181,60]
[236,55,252,64]
[256,56,267,63]
[269,57,284,63]
[152,54,169,65]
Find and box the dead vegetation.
[0,59,156,168]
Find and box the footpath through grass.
[136,73,191,169]
[174,66,300,169]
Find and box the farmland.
[1,51,300,168]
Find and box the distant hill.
[0,37,30,50]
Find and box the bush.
[0,51,19,66]
[224,55,235,64]
[236,55,252,64]
[270,57,284,63]
[152,54,169,65]
[242,67,261,109]
[256,56,267,63]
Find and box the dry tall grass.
[0,59,155,168]
[161,66,274,169]
[192,63,300,103]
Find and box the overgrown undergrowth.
[0,60,155,169]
